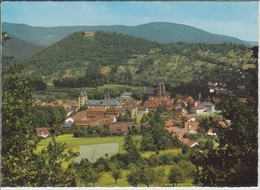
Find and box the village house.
[36,127,50,138]
[165,127,188,139]
[207,128,217,137]
[108,122,134,135]
[184,121,199,134]
[64,108,116,127]
[137,106,149,117]
[84,99,121,108]
[191,101,215,114]
[143,96,173,111]
[123,100,140,107]
[120,92,134,100]
[143,99,159,110]
[182,138,199,148]
[105,107,127,118]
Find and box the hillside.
[3,22,248,46]
[3,35,45,66]
[22,31,159,81]
[21,31,255,88]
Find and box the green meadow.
[37,134,193,187]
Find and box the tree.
[140,167,155,187]
[153,167,166,186]
[110,164,122,184]
[168,166,184,187]
[77,158,93,186]
[89,170,101,187]
[2,65,38,186]
[31,138,78,187]
[93,157,111,172]
[126,165,142,187]
[204,139,214,150]
[140,132,156,151]
[123,134,141,163]
[177,160,196,178]
[181,144,190,154]
[196,53,258,186]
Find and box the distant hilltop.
[2,22,251,47]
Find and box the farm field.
[37,134,193,187]
[37,134,125,151]
[37,134,141,155]
[37,134,182,160]
[76,143,119,162]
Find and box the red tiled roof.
[182,138,198,147]
[184,121,199,130]
[109,122,133,134]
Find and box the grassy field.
[37,134,142,154]
[76,143,119,162]
[38,134,180,158]
[96,165,193,187]
[141,148,182,158]
[37,134,194,187]
[37,134,125,152]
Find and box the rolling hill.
[3,22,248,46]
[3,35,45,66]
[21,31,255,87]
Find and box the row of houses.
[36,121,134,138]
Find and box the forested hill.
[22,31,158,81]
[22,31,255,88]
[3,22,248,46]
[3,35,45,66]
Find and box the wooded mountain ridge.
[3,22,249,46]
[17,31,255,89]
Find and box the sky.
[2,1,259,41]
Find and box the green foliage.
[181,144,190,154]
[126,165,142,187]
[2,35,44,66]
[18,30,254,88]
[53,63,105,87]
[153,167,167,186]
[117,113,133,122]
[168,166,185,187]
[31,106,66,130]
[68,158,101,187]
[2,64,78,187]
[29,79,47,91]
[73,125,110,138]
[195,61,258,186]
[123,134,141,163]
[32,138,79,187]
[2,65,38,186]
[204,139,214,150]
[110,164,122,184]
[140,132,156,151]
[176,160,196,178]
[93,157,111,172]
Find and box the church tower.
[78,89,88,107]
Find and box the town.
[35,81,231,156]
[2,1,258,187]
